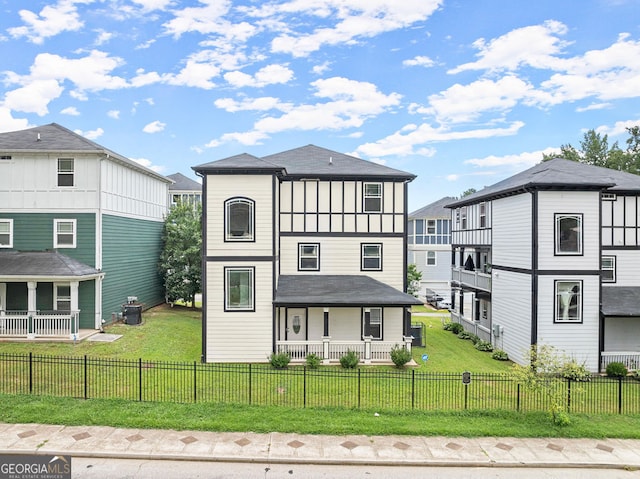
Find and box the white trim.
[0,218,13,248]
[53,218,77,248]
[0,283,6,310]
[363,182,382,213]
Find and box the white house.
[447,158,640,372]
[193,145,421,363]
[167,172,202,208]
[408,197,455,301]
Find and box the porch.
[0,310,83,340]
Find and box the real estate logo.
[0,454,71,479]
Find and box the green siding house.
[0,123,171,339]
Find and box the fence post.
[411,369,415,409]
[303,366,307,408]
[567,378,571,413]
[193,361,197,403]
[618,377,623,414]
[248,364,252,405]
[29,352,33,394]
[84,355,88,400]
[357,369,361,409]
[138,358,142,402]
[516,383,520,412]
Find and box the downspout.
[530,189,538,347]
[196,170,207,363]
[95,154,105,329]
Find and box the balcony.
[452,267,492,292]
[0,311,80,340]
[276,337,413,364]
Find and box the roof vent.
[329,156,333,165]
[37,133,41,141]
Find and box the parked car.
[425,289,443,307]
[435,299,452,310]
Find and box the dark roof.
[447,158,640,208]
[602,287,640,317]
[0,123,170,183]
[274,274,422,306]
[167,173,202,192]
[0,251,102,279]
[193,145,415,180]
[409,196,456,219]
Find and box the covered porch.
[273,274,422,364]
[0,250,104,340]
[600,287,640,371]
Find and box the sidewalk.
[1,422,640,469]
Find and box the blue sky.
[1,0,639,211]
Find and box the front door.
[286,308,306,340]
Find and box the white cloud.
[464,148,557,168]
[0,108,32,133]
[132,0,173,11]
[403,55,435,68]
[312,62,332,75]
[224,64,294,88]
[143,120,166,133]
[595,119,640,137]
[74,127,104,140]
[214,96,291,113]
[107,110,120,119]
[94,29,113,46]
[3,79,64,115]
[61,106,80,115]
[131,157,165,173]
[8,0,88,44]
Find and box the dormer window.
[225,198,254,241]
[57,158,74,187]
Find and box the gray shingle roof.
[193,145,415,180]
[0,251,102,279]
[167,173,202,192]
[274,274,422,306]
[447,158,640,208]
[602,287,640,316]
[409,196,456,219]
[0,123,170,183]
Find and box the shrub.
[561,360,591,382]
[443,322,455,331]
[606,361,628,378]
[305,353,321,369]
[390,345,412,368]
[492,350,509,361]
[457,330,473,340]
[269,352,291,369]
[449,323,464,334]
[474,340,493,352]
[339,350,360,369]
[468,333,480,344]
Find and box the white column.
[0,283,6,312]
[364,336,372,365]
[95,276,103,329]
[27,281,37,339]
[70,281,79,339]
[403,335,413,355]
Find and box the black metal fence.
[1,352,639,413]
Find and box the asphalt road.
[71,458,640,479]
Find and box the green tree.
[159,201,202,308]
[460,187,477,197]
[407,263,422,297]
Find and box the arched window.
[225,198,254,241]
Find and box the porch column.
[364,336,372,365]
[322,308,330,365]
[70,281,79,339]
[27,281,37,339]
[0,283,6,312]
[403,335,413,354]
[323,308,329,336]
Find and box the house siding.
[603,249,640,285]
[492,194,531,270]
[604,317,640,351]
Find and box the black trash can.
[410,323,424,347]
[123,304,142,325]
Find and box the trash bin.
[123,304,142,325]
[410,322,424,347]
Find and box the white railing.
[277,341,323,360]
[0,311,79,338]
[452,268,492,291]
[276,339,410,363]
[601,352,640,372]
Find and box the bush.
[449,323,464,334]
[339,350,360,369]
[492,350,509,361]
[442,322,455,331]
[457,330,473,340]
[468,333,480,344]
[606,361,628,378]
[269,352,291,369]
[561,360,591,381]
[305,353,321,369]
[390,345,412,368]
[475,340,493,352]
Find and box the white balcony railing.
[276,337,413,363]
[601,352,640,372]
[0,311,80,339]
[452,268,492,292]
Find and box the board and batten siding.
[205,262,273,362]
[601,194,640,247]
[101,214,165,325]
[279,236,404,290]
[536,275,600,371]
[491,194,532,269]
[490,270,532,366]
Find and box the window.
[601,192,616,201]
[57,158,74,187]
[555,280,582,322]
[361,243,382,271]
[225,267,254,311]
[0,219,13,248]
[426,251,436,266]
[363,183,382,212]
[555,214,582,255]
[461,207,468,229]
[602,256,616,283]
[298,243,320,271]
[427,220,436,234]
[54,284,71,311]
[225,198,254,241]
[54,219,76,248]
[363,307,382,340]
[479,202,486,228]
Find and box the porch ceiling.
[602,286,640,317]
[0,250,102,281]
[274,274,423,307]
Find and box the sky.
[1,0,640,211]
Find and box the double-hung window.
[54,219,76,248]
[461,207,468,229]
[602,256,616,283]
[54,284,71,311]
[555,280,582,322]
[555,214,582,255]
[363,307,382,340]
[0,219,13,248]
[479,202,486,228]
[298,243,320,271]
[426,251,436,266]
[361,243,382,271]
[57,158,74,187]
[363,183,382,213]
[225,198,254,241]
[225,267,254,311]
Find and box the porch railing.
[601,352,640,372]
[0,311,80,339]
[276,338,412,363]
[452,267,492,292]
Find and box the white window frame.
[479,202,486,228]
[555,213,583,255]
[298,243,320,271]
[57,158,74,187]
[427,219,436,234]
[363,307,382,340]
[224,267,255,311]
[54,283,72,311]
[602,256,616,283]
[361,243,382,271]
[426,251,436,266]
[461,207,468,229]
[225,198,254,242]
[0,219,13,248]
[53,219,76,248]
[363,182,382,213]
[555,280,582,323]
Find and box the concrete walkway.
[1,422,640,469]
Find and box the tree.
[407,263,422,297]
[543,126,640,174]
[159,202,202,308]
[460,187,477,197]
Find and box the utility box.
[493,323,502,337]
[123,304,143,325]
